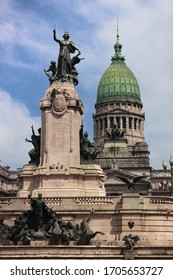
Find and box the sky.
[0,0,173,170]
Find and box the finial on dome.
[116,12,119,40]
[111,15,125,62]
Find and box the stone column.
[40,81,84,170]
[107,116,110,129]
[120,117,123,129]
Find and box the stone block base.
[1,245,173,259]
[18,164,106,197]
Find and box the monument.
[18,30,106,198]
[1,28,173,260]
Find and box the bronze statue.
[43,30,83,85]
[53,29,81,76]
[123,234,140,251]
[106,123,125,167]
[0,195,105,245]
[106,123,125,140]
[44,60,57,83]
[28,193,49,231]
[116,174,149,190]
[77,216,104,245]
[0,217,12,244]
[80,124,101,161]
[25,125,41,165]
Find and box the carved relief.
[51,88,70,117]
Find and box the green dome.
[96,34,142,105]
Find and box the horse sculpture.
[77,217,104,245]
[48,219,70,245]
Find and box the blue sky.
[0,0,173,170]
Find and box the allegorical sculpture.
[116,175,149,190]
[44,60,57,83]
[0,194,104,245]
[25,125,41,166]
[44,29,83,85]
[123,234,140,252]
[27,193,50,231]
[80,124,102,162]
[123,221,140,252]
[77,216,104,245]
[106,123,125,168]
[0,217,12,245]
[106,123,125,140]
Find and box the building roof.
[96,31,142,105]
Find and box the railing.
[73,197,114,205]
[150,197,173,205]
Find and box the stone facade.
[1,193,173,259]
[0,165,19,196]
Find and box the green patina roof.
[96,33,142,105]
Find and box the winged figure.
[116,175,149,190]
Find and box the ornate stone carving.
[25,197,62,205]
[150,197,173,204]
[73,197,113,205]
[0,198,12,205]
[51,88,70,117]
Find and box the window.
[129,117,132,129]
[122,117,126,129]
[116,117,120,128]
[134,118,137,130]
[110,117,114,128]
[104,118,107,129]
[100,119,103,130]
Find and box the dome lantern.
[96,30,142,105]
[111,26,125,62]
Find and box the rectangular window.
[129,117,132,129]
[122,117,126,129]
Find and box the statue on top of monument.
[51,29,83,85]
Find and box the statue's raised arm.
[53,29,61,43]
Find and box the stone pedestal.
[124,250,135,259]
[18,81,106,197]
[121,192,142,209]
[18,163,106,197]
[40,81,83,169]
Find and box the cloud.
[0,89,40,169]
[0,0,54,69]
